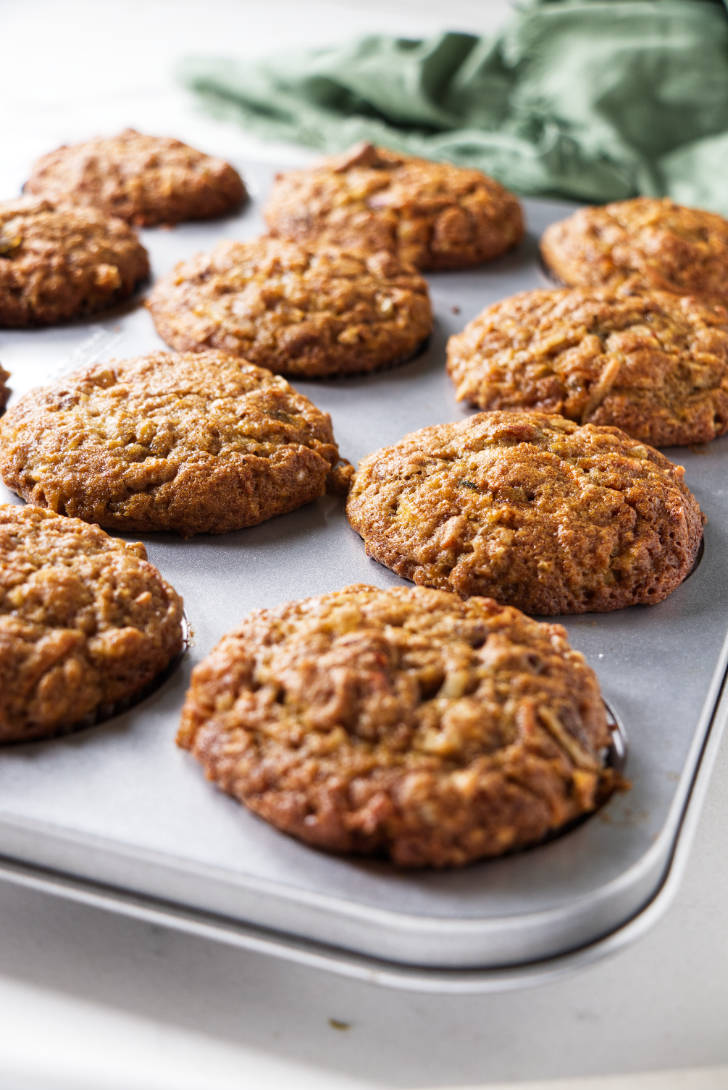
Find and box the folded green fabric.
[179,0,728,212]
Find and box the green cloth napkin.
[179,0,728,212]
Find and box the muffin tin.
[0,159,726,992]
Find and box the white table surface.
[1,2,727,1087]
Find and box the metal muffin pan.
[0,160,727,992]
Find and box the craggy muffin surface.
[147,237,433,377]
[0,197,149,327]
[0,351,343,536]
[265,142,524,271]
[0,504,184,742]
[25,128,246,226]
[540,198,728,307]
[178,583,619,866]
[346,411,704,616]
[447,288,728,446]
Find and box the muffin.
[540,197,728,307]
[0,196,149,327]
[265,141,523,271]
[178,583,620,866]
[147,237,432,377]
[24,128,246,226]
[346,410,704,615]
[446,287,728,446]
[0,504,184,742]
[0,351,345,536]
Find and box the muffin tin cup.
[0,164,726,991]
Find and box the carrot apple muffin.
[265,142,524,271]
[177,583,620,866]
[0,351,344,536]
[0,197,149,327]
[147,237,432,377]
[540,198,728,307]
[0,504,184,742]
[346,411,704,616]
[24,129,246,226]
[447,288,728,446]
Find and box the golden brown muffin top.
[265,142,524,270]
[147,236,432,377]
[25,128,247,226]
[346,410,704,615]
[0,196,149,327]
[0,351,343,536]
[541,197,728,307]
[0,504,184,742]
[447,287,728,446]
[178,583,619,866]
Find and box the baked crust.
[346,411,704,615]
[447,288,728,446]
[147,237,433,377]
[0,197,149,327]
[178,583,619,867]
[0,363,9,411]
[0,351,343,536]
[540,198,728,307]
[265,142,524,271]
[25,129,246,226]
[0,504,184,742]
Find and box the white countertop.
[1,2,727,1087]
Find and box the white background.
[1,2,727,1088]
